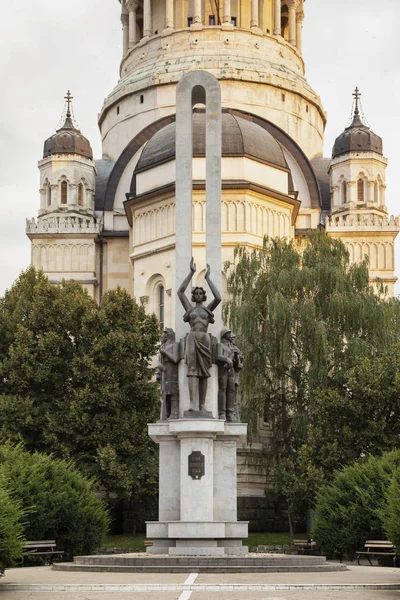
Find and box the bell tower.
[326,88,400,294]
[26,92,99,298]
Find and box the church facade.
[27,0,400,528]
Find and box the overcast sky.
[0,0,399,296]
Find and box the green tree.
[0,443,109,560]
[308,343,400,478]
[224,232,399,531]
[0,268,160,524]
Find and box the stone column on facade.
[121,12,129,54]
[193,0,202,25]
[143,0,152,37]
[287,0,297,46]
[40,188,46,211]
[164,0,174,31]
[222,0,231,25]
[69,184,78,206]
[273,0,281,35]
[380,184,387,207]
[50,184,58,207]
[331,185,339,209]
[296,10,303,52]
[250,0,259,29]
[348,181,357,204]
[367,180,375,203]
[127,0,138,45]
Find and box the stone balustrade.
[325,214,400,231]
[26,216,100,235]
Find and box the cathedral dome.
[332,90,382,159]
[43,92,93,160]
[134,109,288,173]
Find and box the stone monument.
[146,70,248,556]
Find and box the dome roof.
[332,95,383,159]
[43,93,93,160]
[135,109,289,173]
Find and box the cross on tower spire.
[353,86,361,116]
[65,90,73,118]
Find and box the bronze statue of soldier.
[216,329,237,421]
[157,328,180,420]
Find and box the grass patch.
[102,534,146,549]
[101,532,308,550]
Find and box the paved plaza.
[1,564,400,599]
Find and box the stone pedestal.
[147,419,248,555]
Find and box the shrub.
[0,444,110,560]
[382,467,400,549]
[0,471,25,575]
[312,450,400,558]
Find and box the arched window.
[78,183,84,206]
[61,180,68,204]
[357,178,364,202]
[342,181,347,204]
[158,285,165,329]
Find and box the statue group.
[157,259,243,422]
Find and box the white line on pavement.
[178,592,193,600]
[184,572,199,585]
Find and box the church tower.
[326,89,400,294]
[26,92,99,298]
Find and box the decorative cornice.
[26,215,100,235]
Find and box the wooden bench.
[357,540,398,567]
[144,540,153,548]
[292,539,316,555]
[23,540,64,565]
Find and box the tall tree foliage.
[0,267,160,517]
[224,232,399,529]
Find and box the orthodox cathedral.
[26,0,400,527]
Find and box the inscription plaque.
[188,451,205,480]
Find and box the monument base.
[147,419,248,556]
[146,520,248,555]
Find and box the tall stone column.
[121,12,129,54]
[143,0,152,37]
[165,0,174,30]
[250,0,259,29]
[127,0,138,45]
[193,0,202,25]
[288,0,297,46]
[273,0,281,35]
[175,70,222,340]
[296,10,303,52]
[222,0,231,24]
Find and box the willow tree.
[224,231,399,531]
